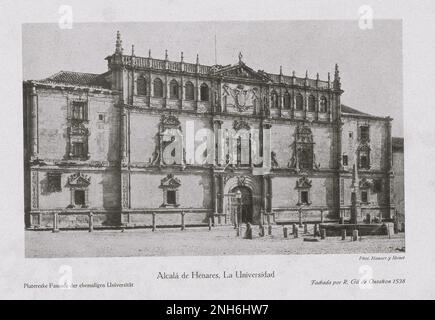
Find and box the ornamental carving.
[296,176,312,189]
[69,122,90,136]
[160,114,181,131]
[67,172,91,188]
[359,178,372,190]
[223,83,258,112]
[233,119,251,131]
[160,174,181,189]
[237,176,247,187]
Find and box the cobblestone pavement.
[25,225,405,258]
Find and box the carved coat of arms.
[223,84,258,112]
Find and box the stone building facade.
[23,32,396,229]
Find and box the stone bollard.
[314,224,318,237]
[304,223,308,234]
[268,225,272,236]
[341,229,346,240]
[352,229,359,241]
[52,212,60,233]
[152,212,156,232]
[320,228,326,240]
[181,212,185,231]
[283,226,288,238]
[259,225,265,237]
[245,223,252,239]
[89,212,94,233]
[294,226,299,238]
[208,217,212,231]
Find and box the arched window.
[137,77,147,96]
[270,90,278,109]
[185,81,194,101]
[169,79,179,99]
[295,93,304,111]
[153,78,163,98]
[308,95,316,112]
[319,96,327,113]
[283,92,291,109]
[200,83,209,101]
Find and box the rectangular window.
[72,142,85,158]
[361,191,368,203]
[72,101,86,121]
[360,126,370,141]
[299,147,313,169]
[360,154,369,169]
[98,114,105,122]
[342,155,348,166]
[301,191,309,205]
[74,190,86,206]
[47,172,62,192]
[167,190,176,205]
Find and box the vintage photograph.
[22,21,404,258]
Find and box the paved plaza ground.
[25,225,406,258]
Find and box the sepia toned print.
[23,22,404,257]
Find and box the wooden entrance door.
[232,186,253,224]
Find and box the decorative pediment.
[357,143,371,151]
[160,114,181,131]
[69,122,90,136]
[67,172,91,187]
[296,124,313,144]
[359,178,372,189]
[160,173,181,189]
[296,176,312,189]
[212,62,270,82]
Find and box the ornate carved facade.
[23,31,396,229]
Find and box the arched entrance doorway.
[231,186,253,224]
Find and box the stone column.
[218,175,224,223]
[120,106,128,164]
[350,164,362,224]
[385,118,393,219]
[30,85,38,158]
[212,174,218,223]
[262,175,268,214]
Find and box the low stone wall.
[28,209,211,230]
[273,207,336,224]
[319,223,392,236]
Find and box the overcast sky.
[22,20,403,136]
